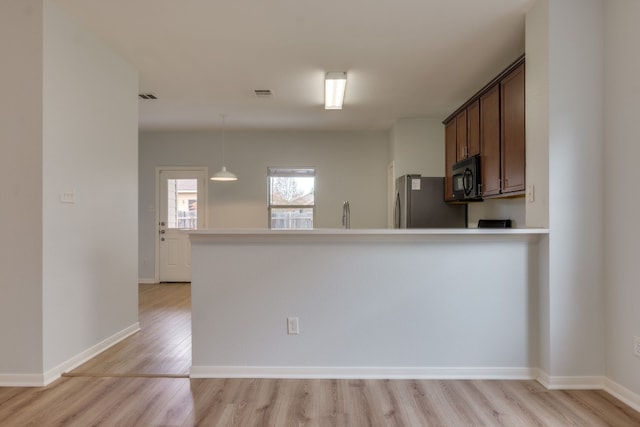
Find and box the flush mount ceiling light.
[210,114,238,182]
[324,72,347,110]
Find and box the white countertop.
[188,228,549,243]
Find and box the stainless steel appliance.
[452,154,482,201]
[394,175,467,228]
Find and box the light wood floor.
[68,283,191,377]
[1,283,639,426]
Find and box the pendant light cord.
[210,113,237,181]
[221,113,226,165]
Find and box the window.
[268,167,315,229]
[167,178,198,229]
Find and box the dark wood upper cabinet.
[500,63,526,194]
[466,100,480,158]
[480,84,501,197]
[444,119,457,201]
[455,109,467,162]
[442,54,525,201]
[453,103,479,162]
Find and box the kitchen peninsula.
[189,228,547,379]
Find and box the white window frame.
[267,167,316,229]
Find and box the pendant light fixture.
[210,114,238,182]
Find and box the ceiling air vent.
[254,89,273,98]
[138,93,157,100]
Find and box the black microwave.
[452,154,482,201]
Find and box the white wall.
[467,198,526,229]
[40,2,139,374]
[604,0,640,395]
[191,233,539,374]
[139,130,389,280]
[0,0,44,377]
[390,118,444,178]
[525,0,550,229]
[548,0,604,378]
[527,0,605,379]
[526,0,551,375]
[0,1,139,383]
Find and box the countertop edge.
[187,228,549,243]
[187,228,549,236]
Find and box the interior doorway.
[156,167,207,282]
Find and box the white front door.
[158,168,207,282]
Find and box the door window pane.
[167,179,198,229]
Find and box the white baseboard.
[42,322,140,386]
[0,322,140,387]
[190,366,538,380]
[138,278,158,284]
[0,373,47,387]
[536,371,605,390]
[536,370,640,412]
[604,377,640,413]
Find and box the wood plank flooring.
[1,283,639,426]
[68,283,191,377]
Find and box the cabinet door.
[480,84,501,197]
[455,110,467,161]
[444,119,457,201]
[467,100,480,157]
[500,63,526,194]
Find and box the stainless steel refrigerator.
[394,175,467,228]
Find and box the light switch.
[60,189,76,204]
[287,317,299,335]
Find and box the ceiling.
[52,0,535,132]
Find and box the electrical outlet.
[634,336,640,357]
[287,317,299,335]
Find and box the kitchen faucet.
[342,201,350,229]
